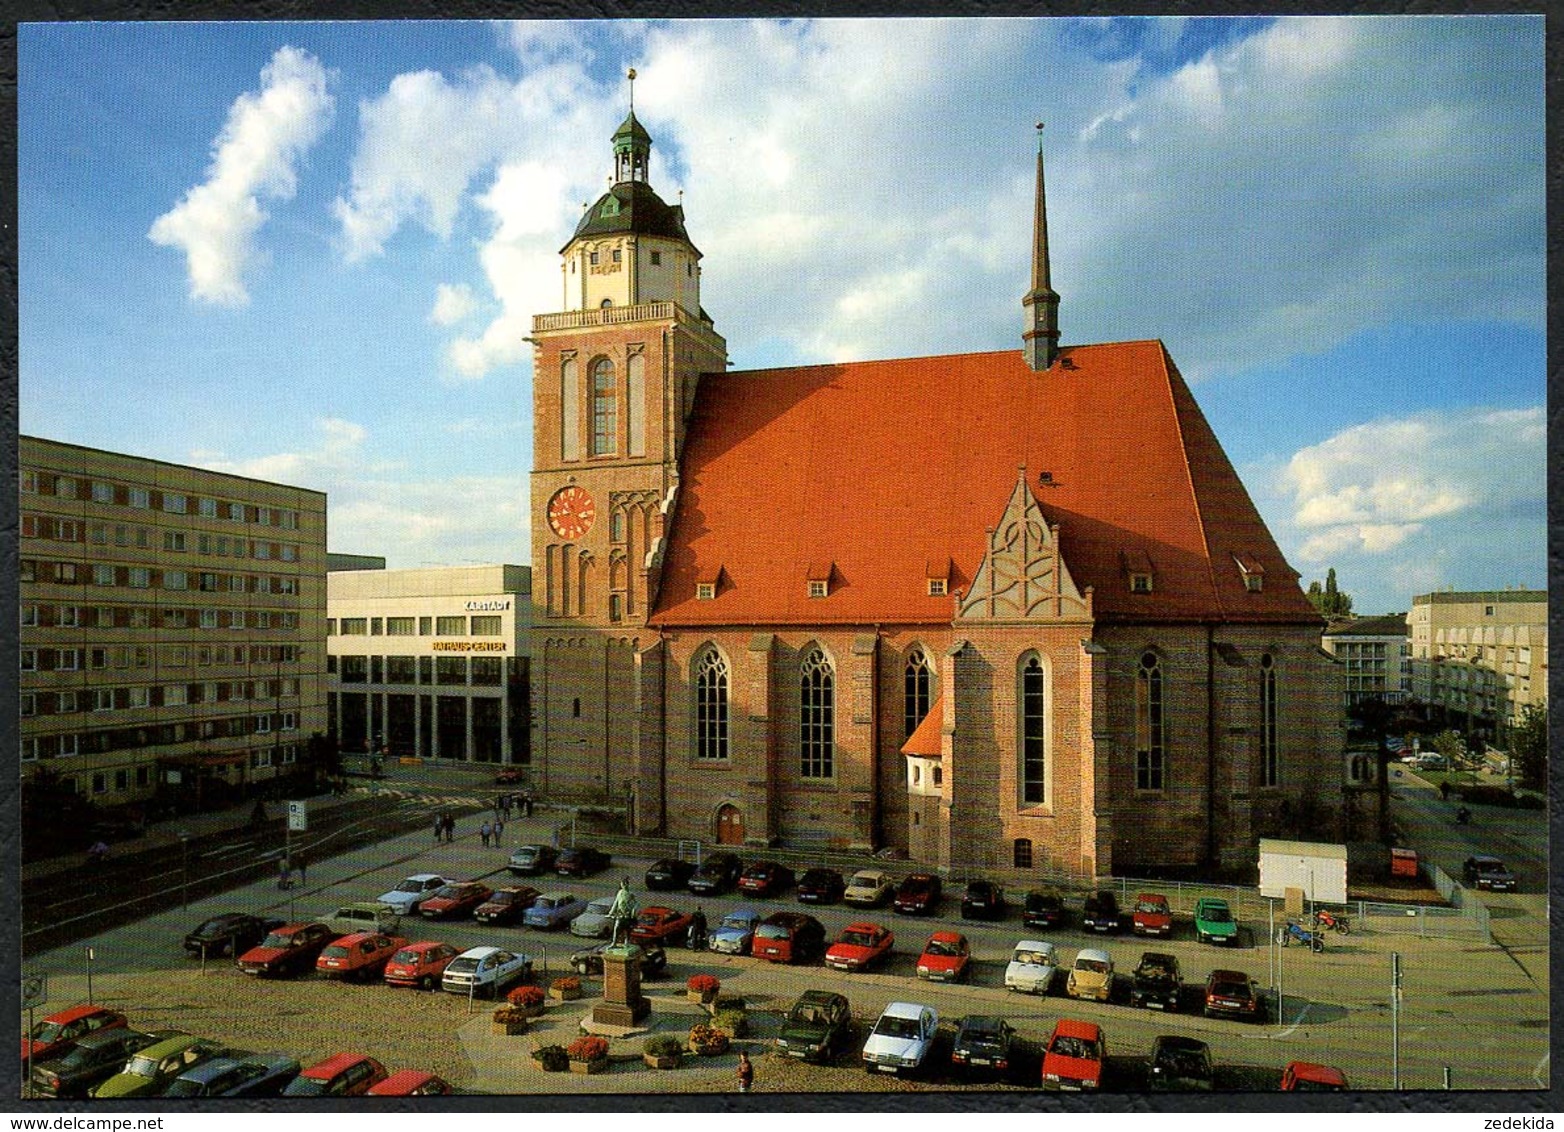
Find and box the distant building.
[326,553,387,573]
[1407,590,1548,744]
[1321,614,1411,711]
[326,565,531,769]
[19,435,328,811]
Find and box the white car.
[708,909,761,956]
[861,1001,939,1075]
[569,896,618,939]
[440,946,532,997]
[842,869,895,907]
[1004,939,1059,995]
[376,874,449,916]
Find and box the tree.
[1508,703,1547,789]
[1306,568,1354,619]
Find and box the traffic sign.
[287,800,308,832]
[22,974,47,1009]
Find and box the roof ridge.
[1153,345,1226,619]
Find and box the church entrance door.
[716,804,744,845]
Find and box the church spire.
[1023,122,1061,371]
[613,68,651,185]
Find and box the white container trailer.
[1257,839,1348,904]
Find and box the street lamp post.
[178,831,191,910]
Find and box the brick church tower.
[528,75,727,804]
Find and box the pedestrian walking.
[444,814,455,843]
[736,1051,753,1093]
[492,818,504,845]
[500,794,512,821]
[433,814,443,843]
[480,821,492,848]
[277,856,293,891]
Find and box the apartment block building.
[19,436,328,811]
[1321,614,1412,711]
[1407,589,1547,743]
[326,565,531,769]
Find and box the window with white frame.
[165,685,187,706]
[92,481,114,503]
[800,647,835,778]
[21,605,38,627]
[904,648,932,741]
[129,487,149,509]
[128,567,150,588]
[1021,653,1048,804]
[695,647,730,761]
[164,493,187,514]
[199,497,218,518]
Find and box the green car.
[92,1034,224,1098]
[1193,898,1238,945]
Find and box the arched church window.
[1260,653,1279,787]
[695,648,729,761]
[1136,652,1166,791]
[627,353,646,457]
[1021,654,1047,804]
[904,648,932,741]
[560,358,580,462]
[800,647,834,779]
[591,358,617,456]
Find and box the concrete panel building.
[1407,590,1547,744]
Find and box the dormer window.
[1121,549,1155,594]
[928,578,947,596]
[926,558,952,598]
[697,583,716,601]
[806,562,834,599]
[808,580,828,599]
[1130,573,1152,594]
[1234,554,1265,593]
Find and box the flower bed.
[532,1045,569,1073]
[688,1022,730,1057]
[642,1034,684,1069]
[490,1003,533,1034]
[550,975,583,1002]
[567,1035,610,1075]
[504,985,546,1018]
[686,973,721,1004]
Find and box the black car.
[1148,1035,1214,1091]
[1462,855,1517,891]
[775,990,854,1063]
[950,1015,1017,1079]
[960,880,1007,920]
[893,872,942,915]
[30,1029,164,1099]
[570,941,668,979]
[1022,890,1066,929]
[1130,951,1183,1011]
[737,860,796,898]
[507,843,558,876]
[796,867,846,905]
[162,1052,302,1098]
[555,846,610,877]
[1082,890,1123,933]
[688,852,744,895]
[183,913,284,959]
[644,858,696,891]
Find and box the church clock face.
[547,485,596,540]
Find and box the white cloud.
[149,46,333,305]
[430,283,478,326]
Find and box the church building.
[528,93,1344,879]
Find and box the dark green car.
[92,1034,225,1098]
[1193,898,1239,945]
[775,990,853,1063]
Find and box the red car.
[418,881,495,920]
[368,1069,453,1096]
[282,1052,388,1097]
[1041,1019,1106,1091]
[1281,1061,1348,1091]
[737,861,796,897]
[824,922,895,972]
[1203,969,1265,1022]
[383,941,461,990]
[629,906,694,946]
[1132,893,1173,937]
[21,1006,126,1068]
[915,931,971,982]
[236,922,335,977]
[315,932,409,981]
[474,886,541,926]
[752,912,826,963]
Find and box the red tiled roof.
[650,342,1317,628]
[901,695,945,758]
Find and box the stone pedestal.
[591,944,650,1028]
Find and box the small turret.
[1023,123,1061,371]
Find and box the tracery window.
[695,648,729,761]
[800,647,834,778]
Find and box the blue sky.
[19,16,1546,616]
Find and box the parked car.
[1130,952,1182,1010]
[894,872,943,915]
[22,1005,127,1068]
[1148,1035,1213,1091]
[376,874,450,916]
[688,851,744,895]
[1067,947,1115,1002]
[775,990,853,1064]
[796,867,847,905]
[708,909,761,956]
[950,1015,1015,1079]
[1463,855,1517,891]
[1193,897,1239,945]
[368,1070,453,1096]
[92,1034,227,1098]
[1203,969,1265,1022]
[843,869,896,907]
[440,946,532,997]
[861,1001,939,1076]
[556,846,611,877]
[315,932,408,981]
[916,931,971,983]
[322,902,401,938]
[1132,893,1173,937]
[1280,1061,1348,1091]
[644,858,696,891]
[570,940,668,978]
[383,941,461,990]
[163,1052,300,1098]
[1040,1018,1106,1091]
[1081,890,1122,933]
[738,860,796,898]
[281,1052,388,1097]
[569,896,619,939]
[494,767,527,785]
[235,922,335,978]
[824,922,896,972]
[474,886,541,926]
[1022,890,1066,929]
[419,881,495,920]
[507,844,558,876]
[1004,939,1059,995]
[631,905,694,946]
[183,913,285,959]
[753,911,827,964]
[524,891,589,930]
[960,880,1006,921]
[30,1028,162,1099]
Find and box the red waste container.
[1389,847,1418,878]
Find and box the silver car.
[569,896,618,939]
[708,909,760,956]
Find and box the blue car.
[523,891,589,930]
[708,909,761,956]
[162,1052,301,1098]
